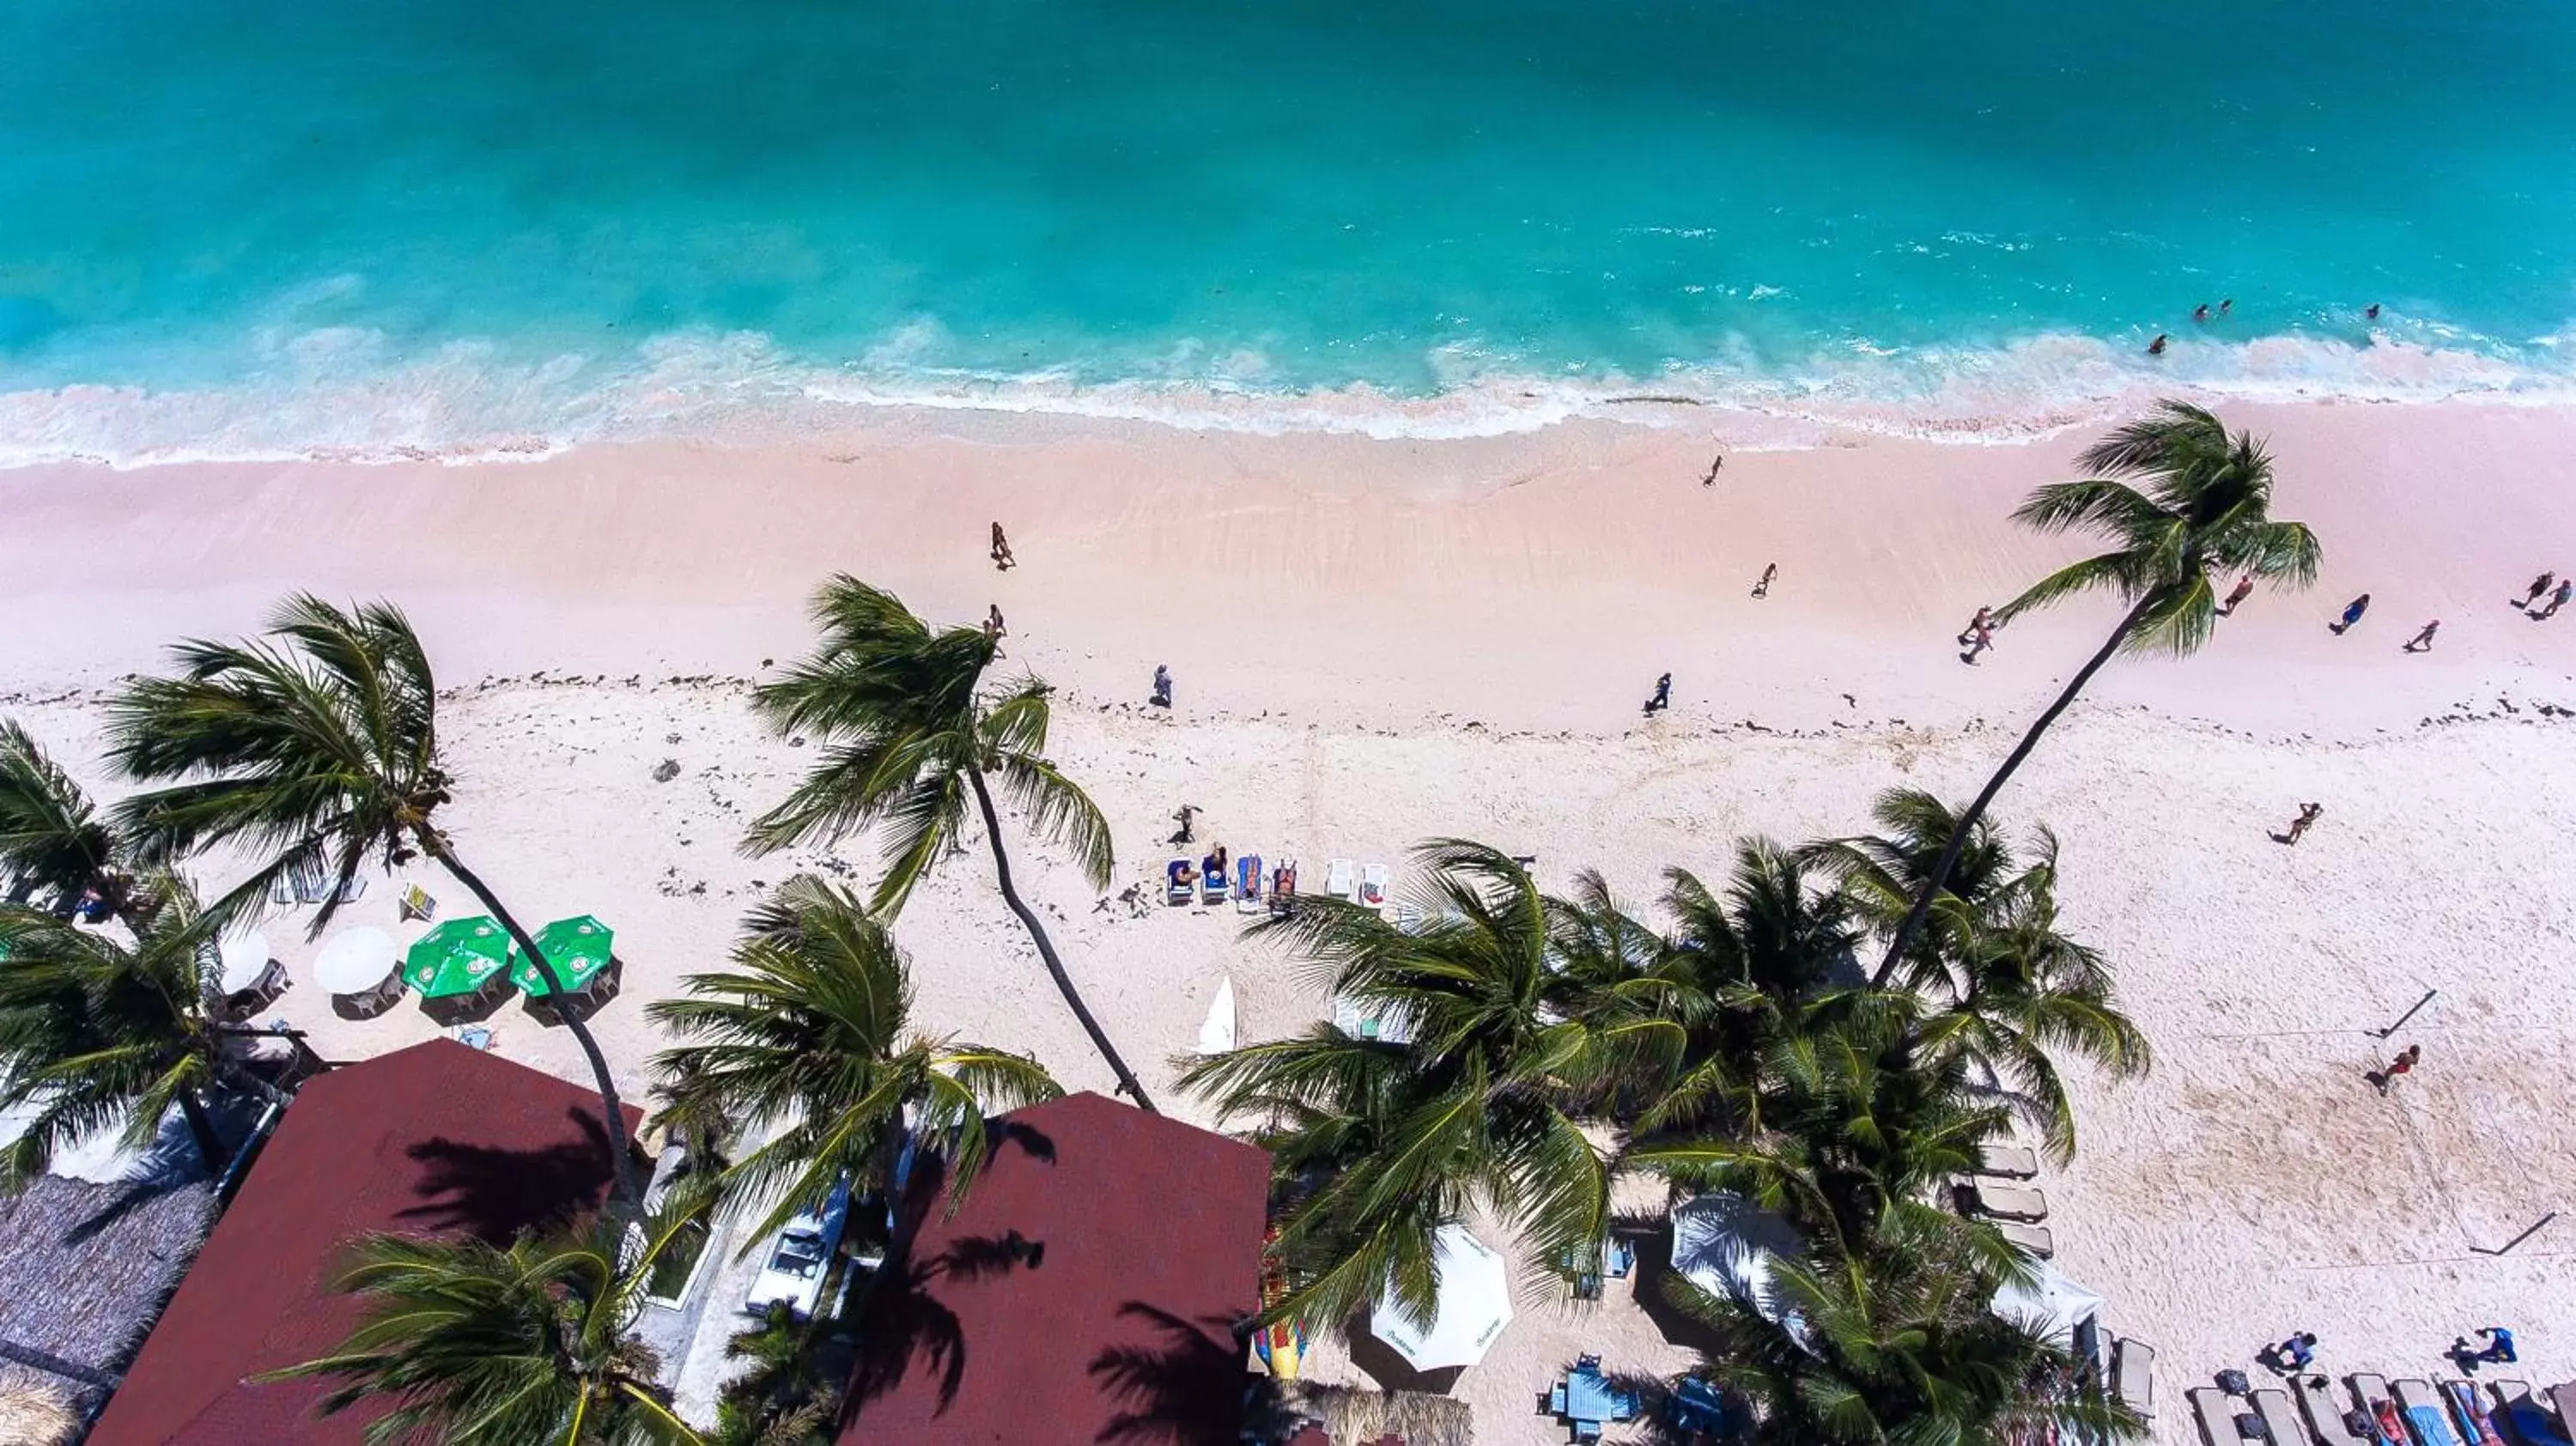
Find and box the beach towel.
[2499,1389,2573,1446]
[1165,859,1194,905]
[2399,1380,2468,1446]
[2450,1382,2508,1446]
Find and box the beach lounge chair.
[2397,1380,2467,1446]
[2194,1388,2255,1446]
[1236,855,1265,914]
[2296,1374,2372,1446]
[1962,1178,2047,1222]
[1977,1143,2040,1179]
[1996,1220,2053,1258]
[2254,1388,2308,1446]
[1327,858,1356,899]
[2451,1382,2511,1446]
[1200,860,1230,905]
[1164,860,1194,906]
[1358,862,1390,910]
[2551,1390,2576,1446]
[2489,1382,2573,1446]
[2111,1338,2155,1422]
[1269,860,1298,915]
[2350,1377,2399,1445]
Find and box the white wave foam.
[3,317,2574,470]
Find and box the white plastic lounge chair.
[1962,1178,2047,1222]
[1996,1220,2053,1258]
[2253,1388,2306,1446]
[2112,1338,2155,1421]
[1977,1143,2039,1179]
[2397,1380,2466,1446]
[1327,859,1356,899]
[1359,862,1390,911]
[2192,1387,2251,1446]
[2295,1374,2370,1446]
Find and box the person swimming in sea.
[2366,303,2381,321]
[2193,304,2210,324]
[2148,334,2168,355]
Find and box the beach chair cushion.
[2253,1388,2306,1446]
[2192,1388,2253,1446]
[1997,1220,2053,1257]
[1966,1179,2048,1221]
[1327,859,1356,897]
[2295,1374,2372,1446]
[1978,1143,2040,1178]
[2112,1338,2155,1419]
[2397,1381,2466,1446]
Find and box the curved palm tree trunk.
[1872,594,2159,987]
[176,1089,226,1173]
[416,836,647,1212]
[964,769,1157,1113]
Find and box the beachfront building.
[83,1039,637,1445]
[843,1090,1273,1445]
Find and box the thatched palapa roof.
[0,1172,217,1414]
[1255,1379,1474,1446]
[0,1381,80,1445]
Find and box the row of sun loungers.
[1164,854,1396,911]
[2187,1371,2568,1446]
[1958,1139,2052,1257]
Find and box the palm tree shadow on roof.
[1089,1301,1249,1446]
[394,1107,622,1242]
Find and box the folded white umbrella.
[1195,977,1236,1054]
[1370,1224,1512,1371]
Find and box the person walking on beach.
[2275,802,2323,846]
[990,521,1016,570]
[2331,593,2371,634]
[2268,1333,2318,1371]
[2457,1328,2518,1367]
[1958,605,1993,645]
[1644,672,1673,714]
[983,604,1007,644]
[1702,450,1725,486]
[2369,1043,2421,1096]
[2220,574,2256,617]
[2518,571,2555,608]
[1960,621,1996,665]
[1151,664,1173,708]
[2404,619,2439,653]
[2537,580,2573,620]
[1752,562,1777,598]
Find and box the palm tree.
[270,1212,706,1446]
[1664,1213,2142,1446]
[0,874,274,1184]
[743,576,1147,1109]
[708,1303,840,1446]
[1874,400,2320,981]
[647,875,1061,1249]
[1630,842,1859,1139]
[0,720,136,923]
[102,595,643,1209]
[1808,791,2148,1157]
[1181,840,1652,1329]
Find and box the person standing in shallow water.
[2148,333,2169,355]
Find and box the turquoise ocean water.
[3,0,2573,459]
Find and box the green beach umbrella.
[403,916,512,999]
[512,914,614,997]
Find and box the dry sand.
[4,398,2574,1443]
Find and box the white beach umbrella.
[1671,1192,1807,1328]
[216,928,275,994]
[1990,1261,2105,1350]
[1370,1224,1513,1371]
[313,927,398,995]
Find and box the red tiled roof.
[842,1091,1273,1446]
[87,1039,637,1446]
